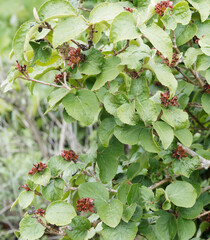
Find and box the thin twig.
[190,64,204,87]
[78,6,91,12]
[172,30,180,54]
[197,210,210,219]
[201,186,210,193]
[113,40,130,56]
[149,177,172,190]
[185,109,208,130]
[175,67,199,86]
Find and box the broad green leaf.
[140,23,173,62]
[199,34,210,56]
[174,128,193,147]
[166,181,197,208]
[177,24,197,46]
[98,199,123,228]
[110,12,141,43]
[122,203,137,223]
[195,19,210,38]
[136,99,158,126]
[62,89,100,126]
[161,8,177,30]
[79,48,104,75]
[18,191,34,209]
[53,16,88,48]
[127,162,141,180]
[20,216,45,240]
[38,0,76,21]
[117,183,131,204]
[205,68,210,84]
[89,3,124,24]
[48,156,71,177]
[117,103,139,126]
[178,198,203,219]
[42,178,65,202]
[45,200,76,226]
[153,121,174,149]
[78,182,109,208]
[138,220,163,240]
[66,216,91,240]
[177,217,196,240]
[10,198,19,211]
[129,77,149,100]
[188,0,210,22]
[156,212,177,240]
[127,183,142,205]
[92,56,121,90]
[33,167,51,186]
[48,88,69,108]
[139,186,155,211]
[144,58,177,96]
[98,117,116,147]
[196,55,210,71]
[161,108,189,130]
[184,48,202,68]
[172,156,200,178]
[102,221,138,240]
[97,139,124,183]
[201,93,210,115]
[173,1,191,25]
[114,124,142,145]
[139,128,160,153]
[13,21,33,61]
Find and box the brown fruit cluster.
[201,82,210,94]
[28,162,47,175]
[67,47,84,69]
[157,51,179,68]
[16,60,27,73]
[160,91,178,107]
[155,0,173,16]
[172,145,187,159]
[20,184,30,191]
[76,198,94,212]
[60,150,78,163]
[35,208,46,217]
[54,72,70,84]
[124,7,133,12]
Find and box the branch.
[197,210,210,219]
[172,30,180,54]
[201,186,210,193]
[67,186,117,193]
[185,108,208,130]
[178,143,210,169]
[113,40,130,56]
[190,64,204,87]
[149,177,172,190]
[175,67,199,86]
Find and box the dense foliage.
[2,0,210,239]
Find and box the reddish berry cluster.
[124,7,133,12]
[157,51,179,68]
[20,184,30,191]
[61,150,78,163]
[172,145,187,159]
[28,162,47,175]
[201,82,210,94]
[160,91,178,107]
[155,0,173,16]
[76,198,94,212]
[67,47,84,69]
[35,208,46,217]
[54,72,70,84]
[16,60,27,73]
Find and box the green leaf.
[139,186,155,211]
[13,21,33,61]
[66,216,91,240]
[127,162,141,180]
[166,181,197,208]
[78,182,109,208]
[79,48,104,75]
[173,1,191,25]
[138,220,162,240]
[174,128,193,147]
[196,55,210,71]
[161,108,189,130]
[139,128,160,153]
[161,8,177,30]
[10,198,19,211]
[177,24,197,46]
[196,19,210,38]
[177,217,196,240]
[89,3,124,24]
[127,184,142,205]
[144,58,177,96]
[199,34,210,56]
[153,121,174,149]
[62,89,100,126]
[97,138,123,183]
[117,103,139,126]
[38,0,76,21]
[201,93,210,115]
[136,99,158,126]
[156,212,177,240]
[92,56,121,90]
[18,191,34,209]
[48,156,71,177]
[20,216,45,240]
[102,221,138,240]
[33,167,51,186]
[114,124,142,145]
[42,178,65,202]
[172,156,200,178]
[122,203,137,223]
[117,183,131,204]
[48,88,69,109]
[98,199,123,228]
[128,77,149,100]
[45,200,76,226]
[53,16,88,48]
[184,47,202,68]
[110,12,141,43]
[140,23,173,62]
[178,198,203,219]
[187,0,210,22]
